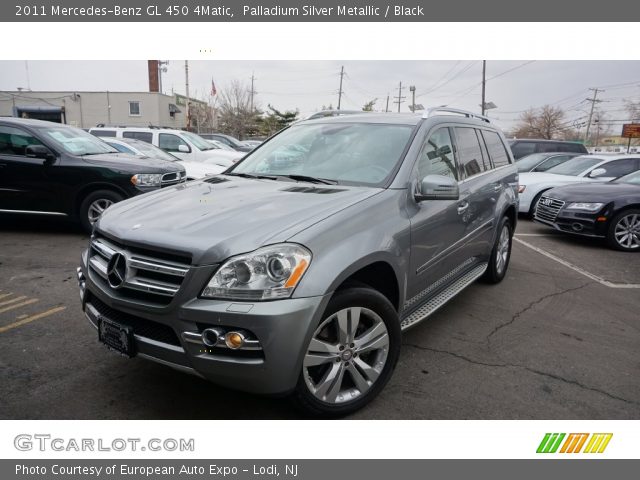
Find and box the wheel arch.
[73,183,129,216]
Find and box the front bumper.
[77,256,330,396]
[533,209,608,238]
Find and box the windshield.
[516,153,552,172]
[616,170,640,185]
[37,125,118,155]
[230,122,414,186]
[546,156,602,176]
[129,140,178,162]
[182,131,214,151]
[210,140,234,151]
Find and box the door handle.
[457,201,469,215]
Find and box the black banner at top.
[5,0,640,22]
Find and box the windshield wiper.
[278,174,338,185]
[225,172,278,180]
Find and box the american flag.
[211,79,217,96]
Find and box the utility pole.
[584,88,604,145]
[337,66,345,110]
[249,72,257,112]
[409,85,416,112]
[393,81,405,113]
[185,60,190,131]
[385,95,389,113]
[481,60,486,115]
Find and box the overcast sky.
[0,60,639,130]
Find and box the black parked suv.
[509,139,588,160]
[0,118,185,232]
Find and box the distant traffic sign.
[621,123,640,138]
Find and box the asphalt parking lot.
[0,214,638,419]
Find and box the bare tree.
[216,80,258,139]
[513,105,566,139]
[362,98,377,111]
[625,100,640,122]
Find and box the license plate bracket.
[98,316,136,358]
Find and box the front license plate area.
[98,316,136,358]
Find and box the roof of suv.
[0,117,68,128]
[298,112,483,127]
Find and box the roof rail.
[422,107,490,123]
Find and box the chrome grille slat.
[535,196,565,223]
[88,236,191,303]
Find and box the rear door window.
[482,130,511,168]
[455,127,485,178]
[91,130,116,137]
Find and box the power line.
[584,87,604,142]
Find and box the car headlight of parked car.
[565,202,604,212]
[202,244,312,301]
[130,173,163,187]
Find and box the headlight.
[565,202,604,212]
[517,185,526,193]
[131,173,163,187]
[202,244,312,301]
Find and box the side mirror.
[589,167,607,178]
[178,144,190,153]
[415,174,460,202]
[25,144,54,161]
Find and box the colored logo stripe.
[560,433,589,453]
[583,433,613,453]
[537,433,566,453]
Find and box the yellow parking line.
[0,292,14,301]
[0,306,66,334]
[0,295,28,307]
[0,298,39,315]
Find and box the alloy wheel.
[614,213,640,250]
[303,307,389,405]
[87,198,114,224]
[495,225,511,274]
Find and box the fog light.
[225,331,245,349]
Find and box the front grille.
[535,196,565,223]
[88,235,190,305]
[88,294,180,346]
[161,171,186,187]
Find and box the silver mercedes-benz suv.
[77,108,518,416]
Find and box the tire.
[481,216,513,284]
[78,190,124,234]
[528,190,548,218]
[606,209,640,252]
[292,287,401,417]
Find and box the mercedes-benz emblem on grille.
[106,253,127,289]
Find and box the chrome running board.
[400,263,488,331]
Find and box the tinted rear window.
[122,131,153,143]
[510,141,536,159]
[91,130,116,137]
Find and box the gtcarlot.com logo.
[536,433,613,454]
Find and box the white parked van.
[89,126,244,168]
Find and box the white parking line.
[514,237,640,289]
[515,233,556,237]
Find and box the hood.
[96,176,381,265]
[546,181,640,201]
[203,149,244,161]
[179,161,225,179]
[518,172,591,185]
[82,153,184,174]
